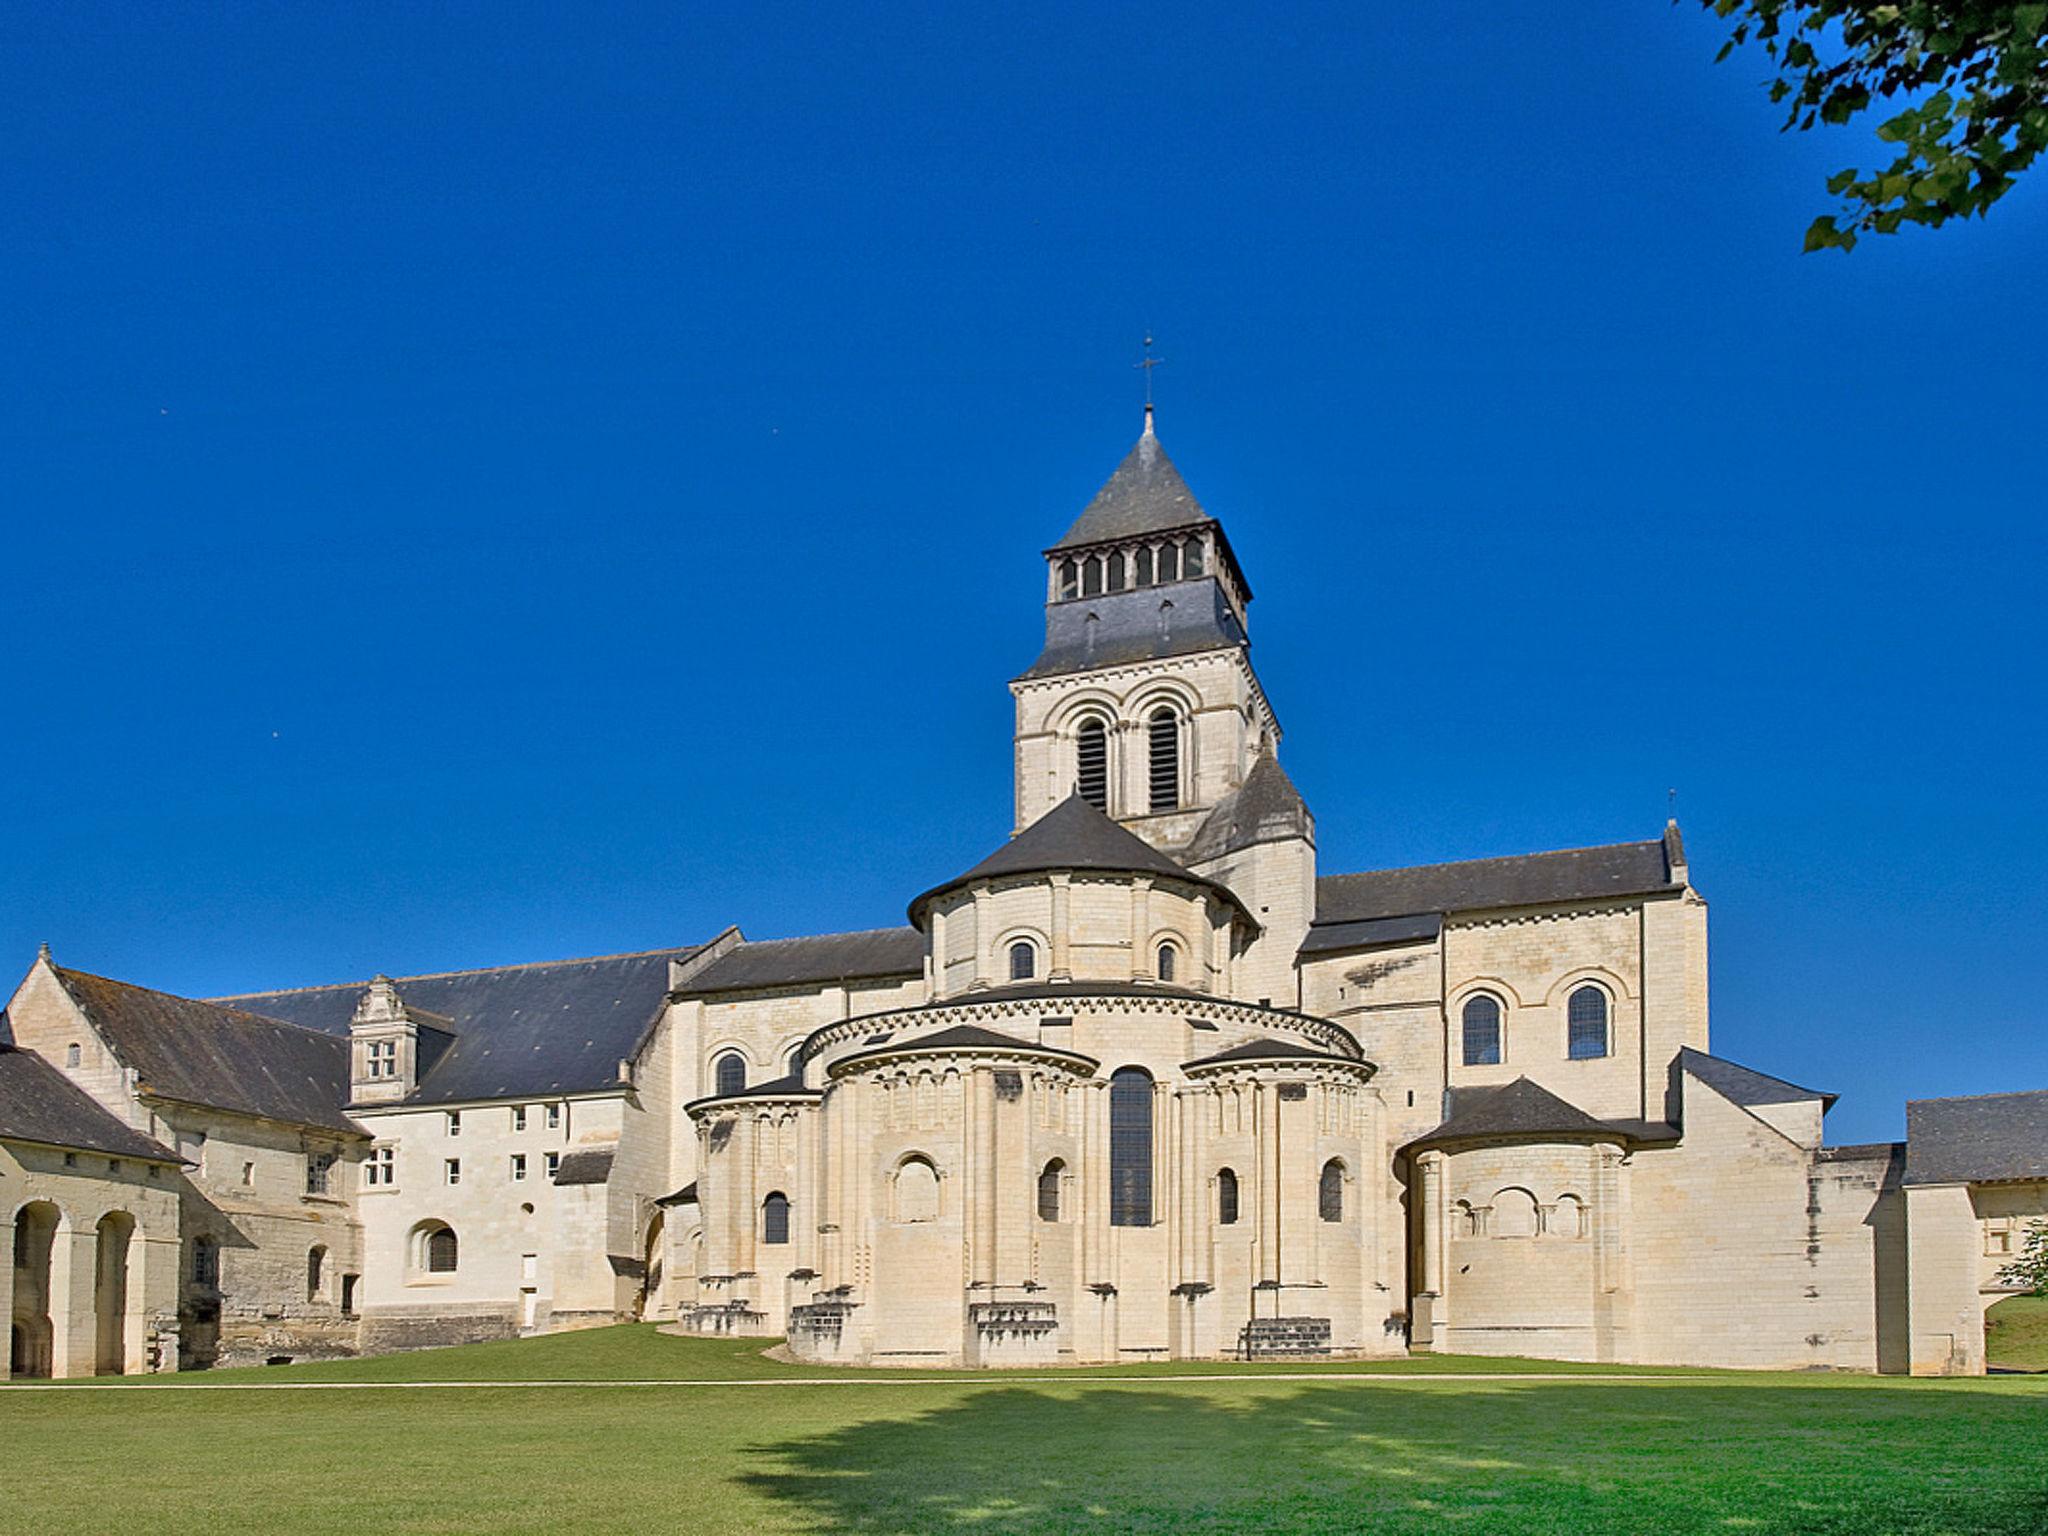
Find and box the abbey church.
[5,411,2043,1379]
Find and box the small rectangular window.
[364,1146,396,1187]
[241,1161,255,1187]
[546,1104,562,1131]
[545,1152,561,1179]
[65,1042,82,1067]
[446,1111,461,1137]
[445,1158,461,1186]
[305,1151,336,1196]
[511,1154,527,1182]
[511,1106,527,1132]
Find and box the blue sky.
[2,3,2041,1144]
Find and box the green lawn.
[1987,1294,2048,1371]
[5,1327,2044,1536]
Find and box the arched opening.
[1109,1067,1154,1227]
[1492,1187,1539,1239]
[1182,537,1205,578]
[1158,542,1181,582]
[714,1052,747,1097]
[893,1158,939,1223]
[1134,546,1154,586]
[1108,551,1126,590]
[1058,558,1079,600]
[1083,555,1104,596]
[1076,719,1109,811]
[94,1211,135,1375]
[1148,707,1179,812]
[762,1191,791,1246]
[1318,1160,1345,1223]
[1462,994,1503,1066]
[1155,942,1178,984]
[1216,1167,1239,1226]
[1550,1193,1588,1239]
[1009,941,1037,982]
[411,1221,458,1274]
[10,1202,59,1378]
[1037,1158,1065,1222]
[307,1245,327,1304]
[1567,985,1610,1060]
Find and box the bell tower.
[1010,407,1283,855]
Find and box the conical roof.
[1050,424,1214,551]
[909,794,1249,927]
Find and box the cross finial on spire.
[1135,334,1162,434]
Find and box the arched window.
[1009,941,1037,982]
[1567,986,1610,1060]
[762,1192,790,1246]
[1492,1187,1538,1239]
[894,1159,938,1223]
[1155,943,1177,983]
[1134,546,1154,586]
[307,1246,326,1303]
[1462,995,1503,1066]
[1319,1159,1345,1222]
[1452,1199,1479,1237]
[65,1042,81,1067]
[424,1224,458,1273]
[787,1045,806,1080]
[1059,558,1079,600]
[1217,1166,1239,1225]
[1109,1067,1153,1227]
[1183,538,1205,578]
[714,1052,747,1097]
[1550,1193,1588,1239]
[1076,719,1109,811]
[1158,542,1180,582]
[1148,707,1179,812]
[1037,1159,1064,1222]
[1083,556,1104,596]
[1108,551,1126,590]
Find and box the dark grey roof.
[657,1180,700,1207]
[553,1147,615,1186]
[1405,1078,1676,1151]
[912,795,1246,927]
[1680,1046,1837,1112]
[54,966,360,1135]
[834,1024,1090,1070]
[1297,913,1444,958]
[217,944,706,1107]
[1315,834,1683,926]
[1183,1037,1354,1070]
[1184,750,1312,865]
[0,1044,179,1160]
[690,1071,818,1108]
[681,928,924,994]
[1018,575,1248,681]
[1904,1090,2048,1186]
[1051,428,1214,550]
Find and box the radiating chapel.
[5,409,2043,1377]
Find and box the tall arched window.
[762,1192,790,1246]
[1158,542,1180,582]
[1567,986,1610,1060]
[424,1224,458,1273]
[1037,1159,1064,1222]
[714,1052,747,1096]
[1108,551,1127,590]
[1148,707,1179,812]
[1076,719,1109,811]
[1009,941,1037,982]
[1083,556,1104,596]
[1462,995,1503,1066]
[1319,1159,1345,1222]
[1058,558,1079,600]
[894,1159,938,1223]
[1134,546,1154,586]
[1155,943,1177,983]
[1109,1067,1153,1227]
[1217,1166,1240,1225]
[1183,538,1205,578]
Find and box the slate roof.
[1297,914,1443,957]
[552,1147,616,1186]
[1312,834,1684,930]
[1679,1047,1837,1112]
[681,928,924,994]
[1051,427,1215,550]
[52,966,360,1135]
[1018,574,1250,681]
[0,1044,179,1160]
[912,795,1246,926]
[1183,1037,1357,1071]
[1904,1090,2048,1186]
[1405,1077,1678,1151]
[217,944,707,1107]
[688,1071,818,1107]
[1183,750,1313,865]
[832,1023,1090,1070]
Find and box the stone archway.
[10,1202,59,1379]
[94,1211,135,1376]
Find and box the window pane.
[762,1192,790,1245]
[1009,941,1035,981]
[715,1053,746,1096]
[1462,996,1502,1066]
[1109,1068,1153,1226]
[1567,987,1609,1060]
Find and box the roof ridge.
[732,927,916,948]
[208,942,708,1002]
[1906,1087,2048,1106]
[55,965,350,1045]
[1320,836,1666,887]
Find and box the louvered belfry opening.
[1148,708,1178,812]
[1076,719,1109,811]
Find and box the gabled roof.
[1904,1089,2048,1186]
[911,795,1247,927]
[1313,834,1684,928]
[1184,749,1312,865]
[1405,1077,1677,1151]
[1182,1037,1357,1071]
[1051,427,1214,551]
[218,944,707,1107]
[0,1044,179,1161]
[1680,1047,1837,1112]
[52,966,360,1135]
[680,928,924,994]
